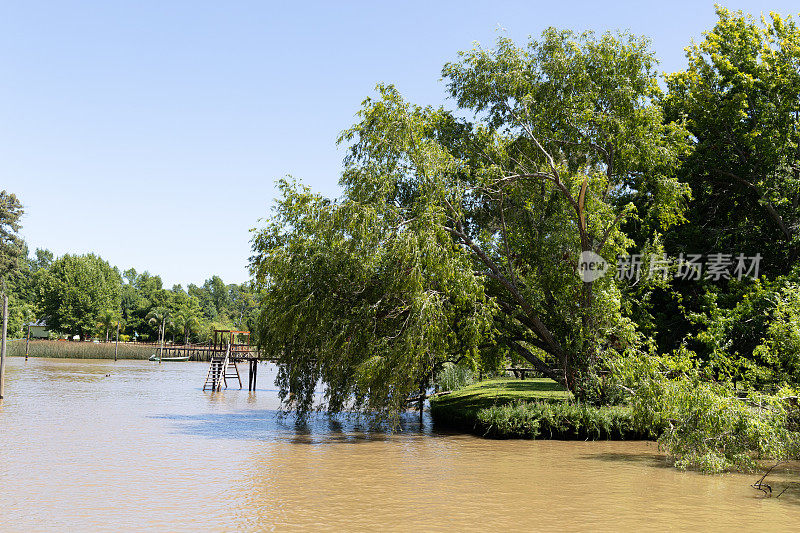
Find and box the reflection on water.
[0,357,798,532]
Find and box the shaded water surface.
[1,358,798,531]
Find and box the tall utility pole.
[0,294,8,400]
[114,321,120,362]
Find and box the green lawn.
[433,377,571,410]
[429,377,570,431]
[430,377,643,440]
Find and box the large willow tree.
[251,29,689,419]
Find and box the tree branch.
[718,170,792,241]
[508,341,564,384]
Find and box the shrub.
[630,375,800,473]
[475,401,641,440]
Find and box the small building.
[28,320,50,339]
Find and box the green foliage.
[662,7,800,274]
[614,349,800,473]
[0,190,24,282]
[252,178,494,422]
[752,282,800,384]
[621,7,800,391]
[428,377,636,439]
[0,188,253,347]
[631,376,800,473]
[35,254,122,339]
[116,269,256,343]
[172,295,202,344]
[652,8,800,363]
[5,8,800,478]
[252,27,688,419]
[429,377,571,429]
[95,309,121,342]
[670,268,800,388]
[475,401,638,440]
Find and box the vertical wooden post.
[25,323,30,361]
[114,321,119,362]
[159,318,164,364]
[0,294,7,400]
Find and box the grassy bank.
[6,339,155,360]
[429,377,646,440]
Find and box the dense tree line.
[0,226,258,343]
[250,7,800,470]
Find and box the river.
[0,357,797,531]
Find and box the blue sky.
[2,1,797,287]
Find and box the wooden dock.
[154,329,267,392]
[157,343,262,362]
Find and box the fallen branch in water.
[776,482,799,499]
[751,462,800,498]
[751,462,784,496]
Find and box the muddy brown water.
[0,357,798,532]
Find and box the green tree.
[251,29,689,419]
[205,276,230,315]
[31,248,53,273]
[662,7,800,273]
[173,296,202,344]
[35,254,122,339]
[0,191,24,282]
[648,8,800,378]
[188,282,217,321]
[120,278,147,338]
[96,309,121,343]
[146,307,171,348]
[228,282,258,331]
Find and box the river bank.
[429,378,650,440]
[6,339,154,359]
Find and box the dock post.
[248,360,257,391]
[25,323,30,361]
[0,293,7,400]
[114,321,119,361]
[247,360,258,391]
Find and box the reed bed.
[6,339,155,360]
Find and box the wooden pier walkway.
[151,329,266,392]
[157,343,264,362]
